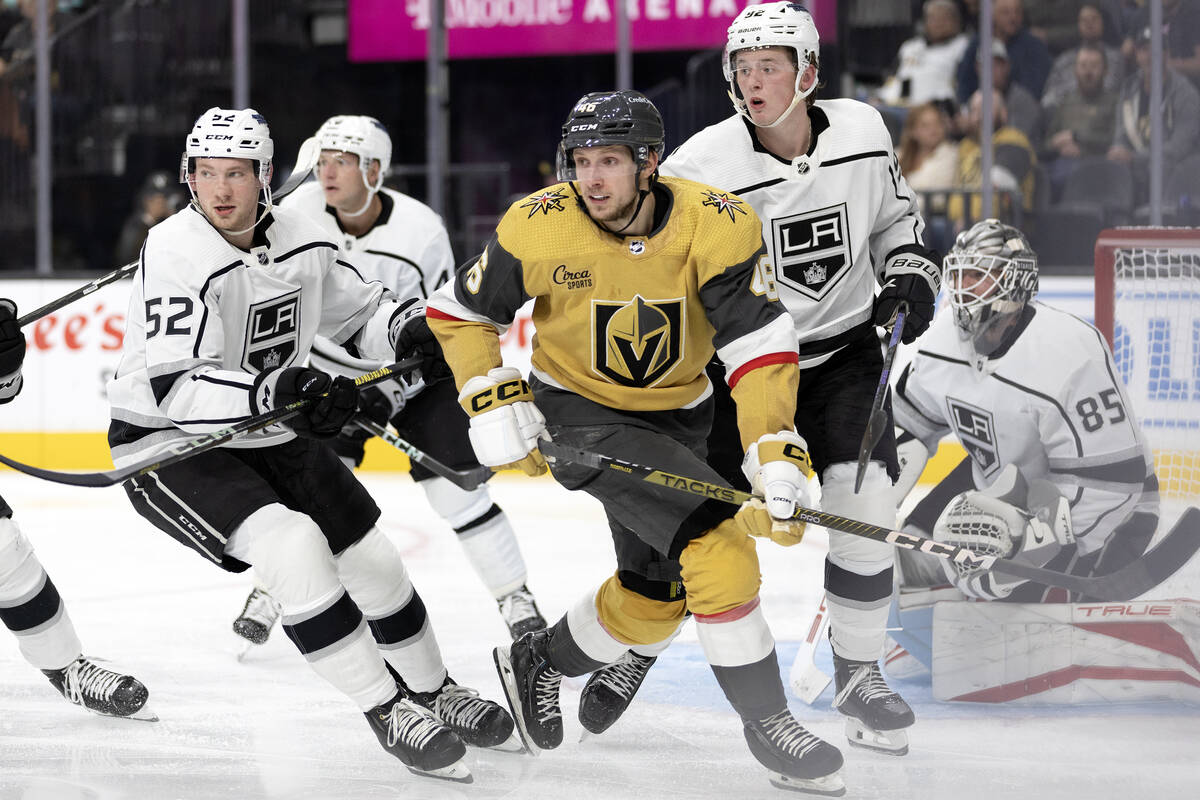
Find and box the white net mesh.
[1108,241,1200,502]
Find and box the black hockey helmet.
[556,90,666,181]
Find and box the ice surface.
[1,472,1197,800]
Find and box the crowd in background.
[2,0,1199,272]
[865,0,1200,259]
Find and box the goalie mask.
[180,107,274,233]
[315,115,392,215]
[943,218,1038,357]
[724,1,820,128]
[556,90,665,183]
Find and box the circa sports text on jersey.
[428,176,797,413]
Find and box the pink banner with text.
[348,0,835,62]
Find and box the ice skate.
[743,708,845,796]
[43,657,156,721]
[497,584,547,640]
[407,676,520,751]
[365,692,471,782]
[578,650,655,735]
[832,650,915,755]
[232,587,280,647]
[492,629,562,754]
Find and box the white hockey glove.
[458,367,548,477]
[932,465,1075,600]
[739,431,815,547]
[874,245,941,342]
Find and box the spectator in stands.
[956,0,1052,103]
[1108,25,1200,201]
[1044,43,1119,198]
[977,38,1044,147]
[1025,0,1088,55]
[878,0,969,109]
[897,102,959,252]
[114,170,184,266]
[1042,3,1125,108]
[950,88,1037,228]
[1120,0,1200,87]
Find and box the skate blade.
[488,731,531,755]
[769,769,846,796]
[407,759,473,783]
[492,646,540,757]
[844,719,909,756]
[92,703,158,722]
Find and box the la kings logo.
[242,290,301,373]
[947,399,999,476]
[771,203,851,300]
[592,295,683,388]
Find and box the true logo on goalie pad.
[242,290,301,374]
[770,204,850,300]
[948,399,999,476]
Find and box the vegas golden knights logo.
[592,295,683,387]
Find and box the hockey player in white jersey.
[888,220,1160,666]
[106,107,514,783]
[1,298,152,720]
[660,1,932,755]
[230,115,545,645]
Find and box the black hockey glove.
[253,366,359,440]
[357,383,405,427]
[874,246,941,343]
[390,298,452,387]
[0,299,26,401]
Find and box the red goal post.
[1094,227,1200,502]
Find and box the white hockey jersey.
[282,184,453,385]
[108,204,401,466]
[892,302,1159,552]
[661,99,926,365]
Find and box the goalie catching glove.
[252,366,358,440]
[458,366,547,476]
[874,245,941,342]
[933,464,1075,600]
[389,298,452,387]
[738,431,815,546]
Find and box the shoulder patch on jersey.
[700,190,748,222]
[518,189,569,218]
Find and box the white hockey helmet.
[315,115,392,195]
[943,219,1039,355]
[180,107,273,186]
[723,2,820,128]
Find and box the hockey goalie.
[887,219,1200,704]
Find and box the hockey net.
[1095,228,1200,505]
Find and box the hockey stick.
[17,260,139,326]
[354,418,492,491]
[538,441,1200,600]
[0,357,419,489]
[788,592,832,704]
[272,136,320,201]
[854,305,906,493]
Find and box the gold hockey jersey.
[428,177,798,416]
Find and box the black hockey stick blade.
[854,307,907,493]
[539,440,1198,599]
[354,418,492,491]
[18,260,139,327]
[0,357,420,488]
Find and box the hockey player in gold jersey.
[428,90,846,795]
